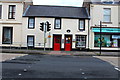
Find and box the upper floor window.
[102,0,114,4]
[0,5,2,19]
[79,20,85,30]
[8,5,16,19]
[28,17,35,29]
[54,18,61,29]
[103,8,111,22]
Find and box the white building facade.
[0,0,32,48]
[83,0,120,51]
[22,6,90,51]
[0,0,90,51]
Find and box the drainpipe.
[88,20,90,51]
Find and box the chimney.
[23,0,33,13]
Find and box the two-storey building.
[22,5,90,51]
[0,0,33,48]
[83,0,120,51]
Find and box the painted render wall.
[22,17,89,49]
[0,2,23,47]
[90,4,119,27]
[89,4,120,50]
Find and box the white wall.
[89,4,120,50]
[22,17,89,49]
[90,4,119,27]
[0,2,23,47]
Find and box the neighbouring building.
[0,0,33,48]
[83,0,120,51]
[22,5,90,51]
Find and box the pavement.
[0,53,27,62]
[0,49,119,56]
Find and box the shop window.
[54,18,61,29]
[2,27,13,44]
[94,34,120,48]
[76,35,86,48]
[8,5,16,19]
[28,17,35,29]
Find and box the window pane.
[55,19,61,29]
[66,36,71,43]
[29,18,34,23]
[103,8,111,22]
[28,36,34,46]
[13,6,16,12]
[9,5,16,19]
[28,18,35,28]
[9,13,12,18]
[79,20,84,30]
[76,36,86,47]
[29,23,34,28]
[3,28,12,44]
[104,15,110,22]
[13,12,15,18]
[55,37,61,43]
[104,9,111,15]
[9,6,13,12]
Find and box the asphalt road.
[1,54,120,80]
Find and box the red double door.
[53,35,72,51]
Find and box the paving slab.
[0,53,27,62]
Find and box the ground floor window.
[76,35,86,48]
[94,33,120,48]
[2,27,13,44]
[27,36,34,47]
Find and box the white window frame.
[28,17,35,29]
[55,18,61,29]
[79,20,85,30]
[8,5,16,19]
[76,35,86,48]
[103,8,111,22]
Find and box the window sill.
[54,28,61,30]
[79,30,85,31]
[102,22,112,24]
[6,19,16,21]
[28,27,35,29]
[2,43,12,44]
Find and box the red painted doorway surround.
[53,35,61,51]
[65,35,72,51]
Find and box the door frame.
[53,34,62,50]
[64,34,72,51]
